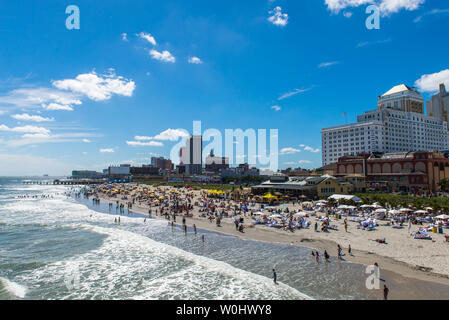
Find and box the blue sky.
[0,0,448,175]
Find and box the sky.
[0,0,448,176]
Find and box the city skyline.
[0,0,449,175]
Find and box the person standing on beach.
[348,244,352,256]
[383,284,389,300]
[314,222,318,232]
[193,224,197,236]
[344,218,348,232]
[201,234,205,245]
[272,269,277,284]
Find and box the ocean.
[0,177,376,300]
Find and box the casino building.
[321,84,449,166]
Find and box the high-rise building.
[205,149,229,173]
[183,135,202,175]
[151,157,173,170]
[377,84,424,113]
[321,84,449,166]
[427,83,449,123]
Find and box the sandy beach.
[93,185,449,300]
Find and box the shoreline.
[93,193,449,300]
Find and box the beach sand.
[95,186,449,300]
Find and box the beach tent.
[328,194,361,202]
[293,212,308,217]
[414,210,428,214]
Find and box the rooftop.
[381,84,416,97]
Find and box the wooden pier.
[22,179,105,186]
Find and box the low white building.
[321,84,449,166]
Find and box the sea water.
[0,177,375,300]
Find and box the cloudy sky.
[0,0,448,175]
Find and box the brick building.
[335,151,449,192]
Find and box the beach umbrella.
[269,214,283,218]
[399,208,413,212]
[414,210,428,214]
[374,208,386,213]
[293,212,308,217]
[436,214,449,220]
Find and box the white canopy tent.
[328,194,361,202]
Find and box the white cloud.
[133,129,188,142]
[0,131,97,147]
[152,128,189,141]
[415,69,449,93]
[318,61,339,68]
[280,147,301,155]
[0,124,50,134]
[324,0,425,16]
[135,136,153,141]
[343,11,353,18]
[122,33,128,41]
[100,148,115,153]
[126,141,164,147]
[357,38,391,48]
[414,8,449,23]
[82,139,91,143]
[149,49,175,63]
[138,32,156,45]
[42,103,74,111]
[188,56,203,64]
[268,6,289,27]
[53,70,136,101]
[278,87,312,100]
[0,87,81,110]
[11,113,54,122]
[283,160,313,166]
[0,70,135,112]
[271,105,281,111]
[302,145,320,153]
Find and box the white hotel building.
[321,84,449,166]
